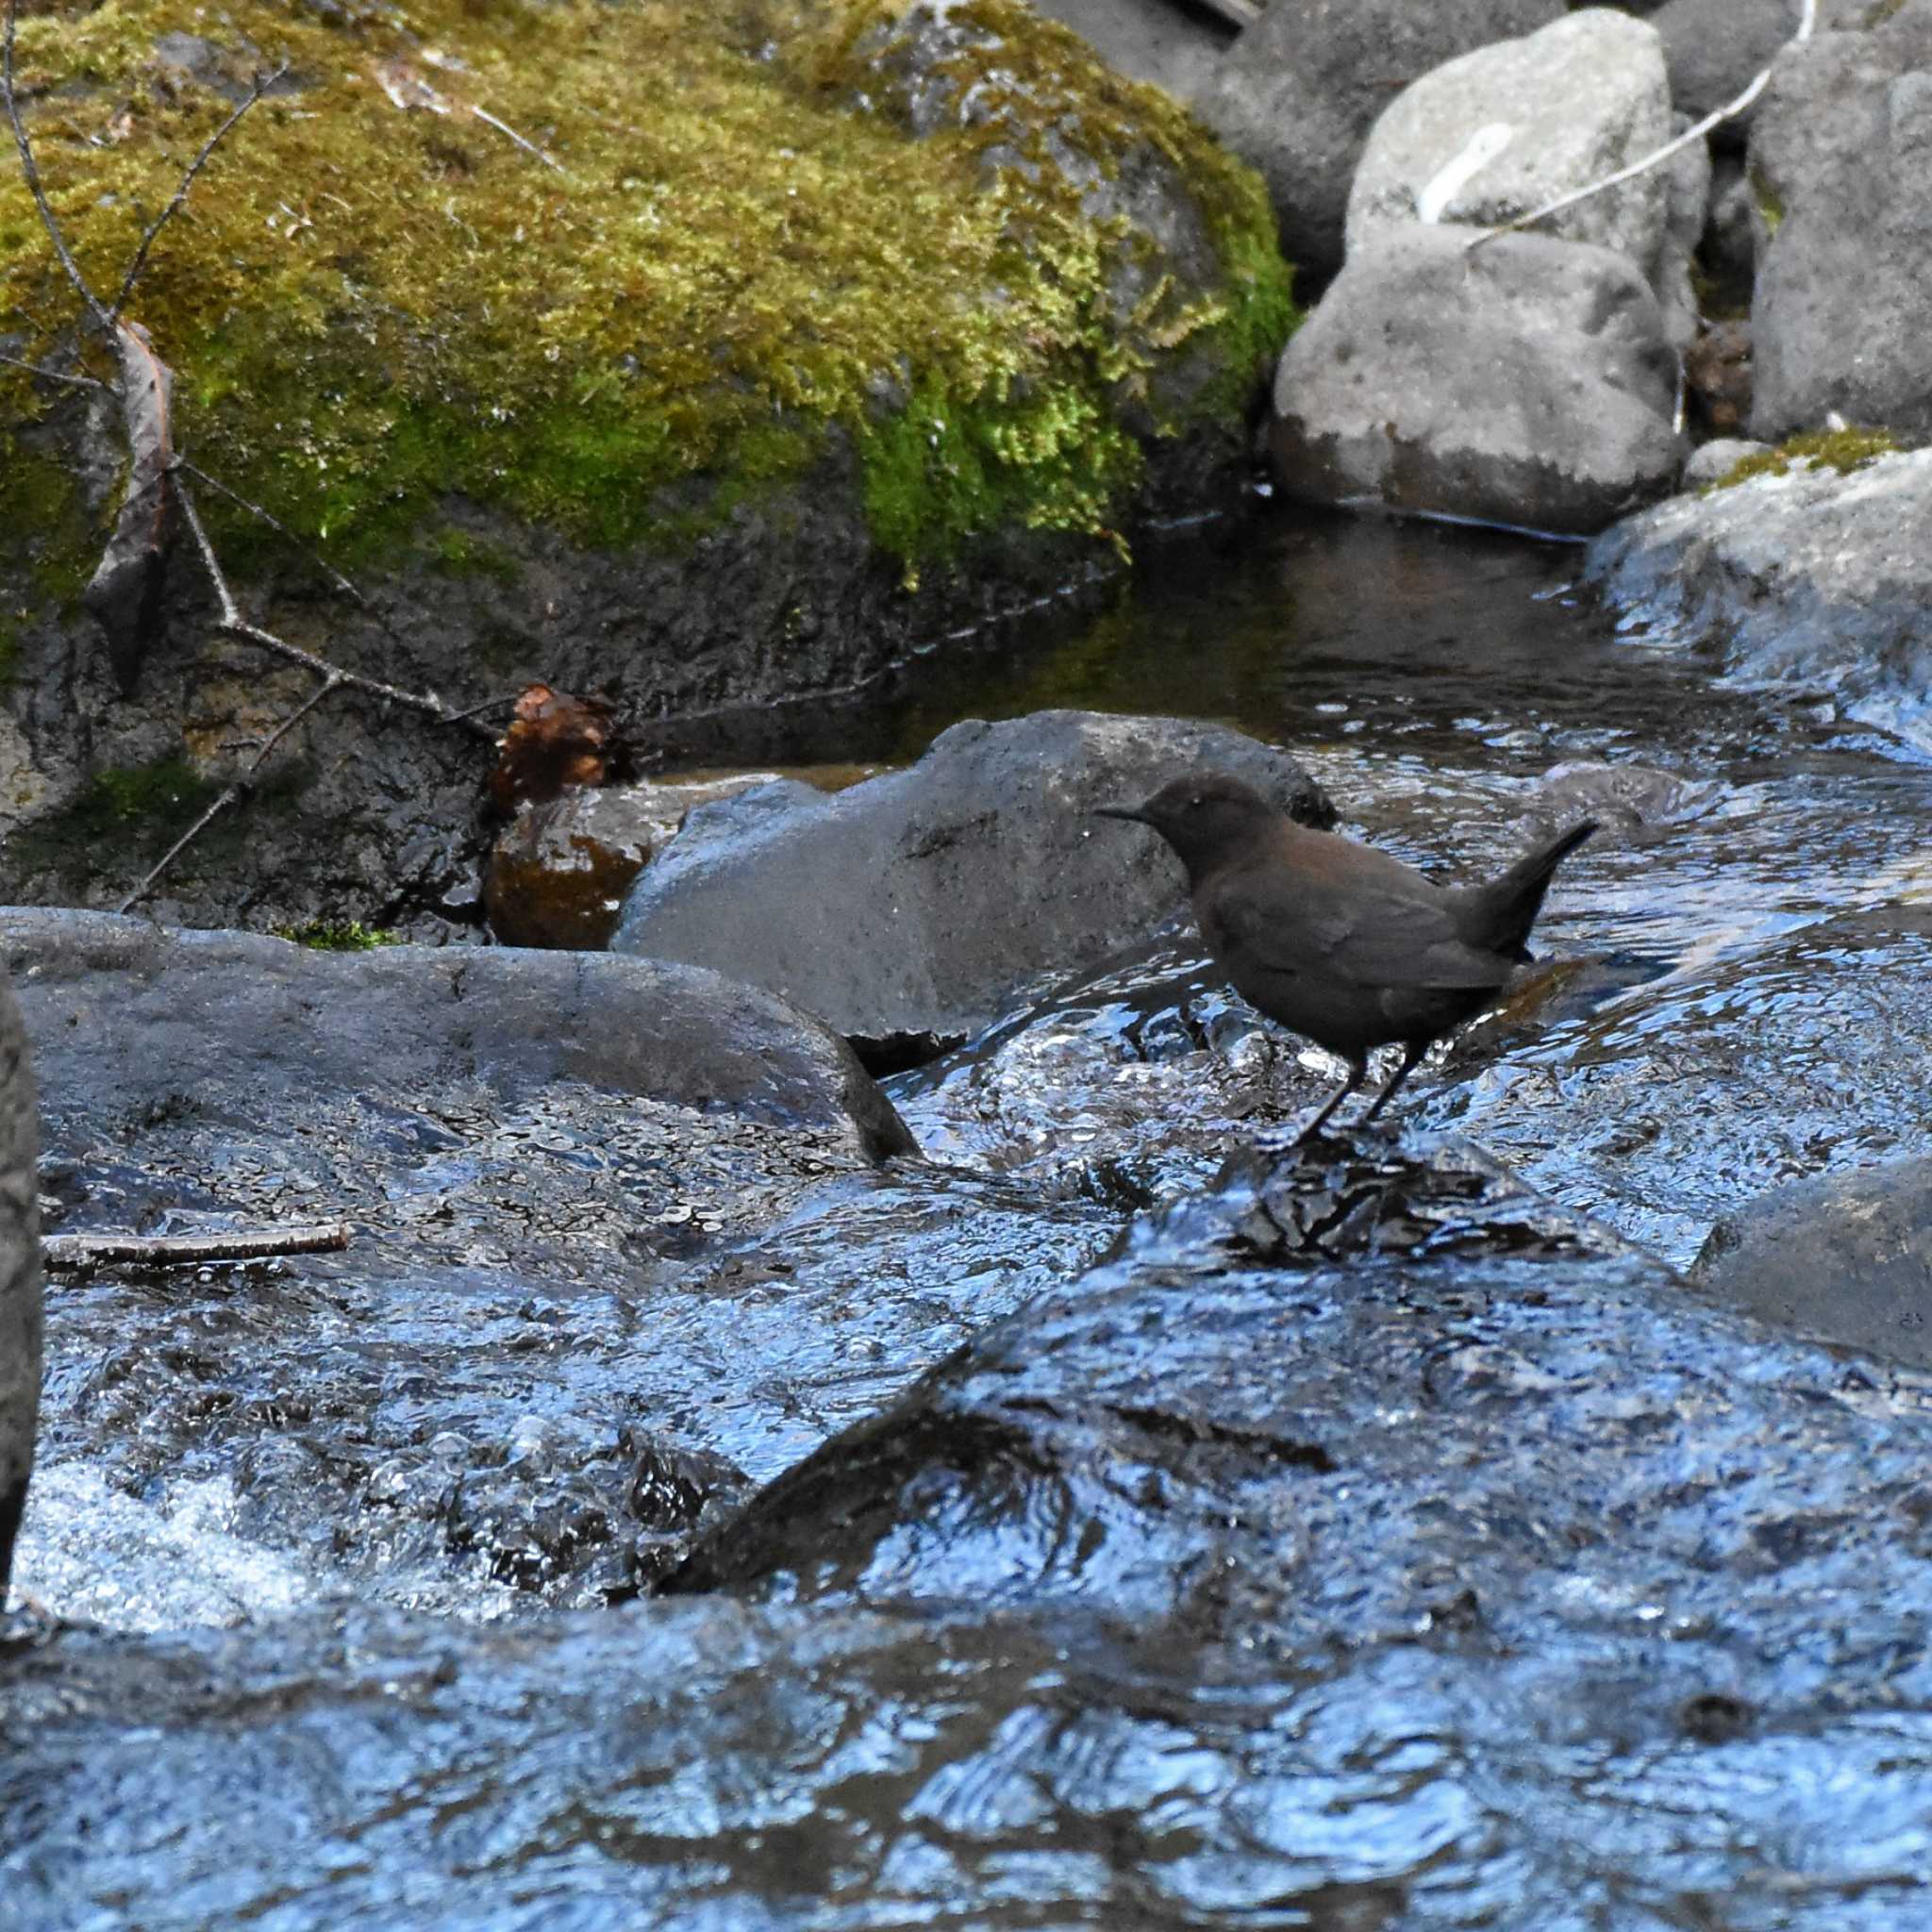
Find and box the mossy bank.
[0,0,1296,929]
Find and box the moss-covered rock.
[0,0,1294,927]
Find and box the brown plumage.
[1095,773,1595,1140]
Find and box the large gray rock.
[1692,1157,1932,1368]
[1345,10,1673,274]
[0,967,38,1601]
[611,711,1332,1052]
[1195,0,1564,281]
[1271,226,1682,534]
[1586,446,1932,752]
[1750,4,1932,439]
[3,911,913,1167]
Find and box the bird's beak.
[1091,803,1149,825]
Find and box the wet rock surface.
[483,774,783,950]
[12,511,1932,1924]
[17,1141,1932,1928]
[8,909,932,1617]
[1272,227,1681,533]
[612,709,1332,1056]
[1424,908,1932,1267]
[1693,1154,1932,1368]
[0,967,37,1596]
[1587,447,1932,753]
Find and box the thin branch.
[44,1222,351,1273]
[175,481,492,736]
[115,676,340,913]
[3,0,111,330]
[108,60,290,326]
[0,347,107,390]
[1467,0,1817,255]
[113,483,494,908]
[441,689,529,726]
[469,105,566,175]
[175,457,370,608]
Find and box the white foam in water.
[11,1463,319,1631]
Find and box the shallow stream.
[8,507,1932,1928]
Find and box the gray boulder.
[1750,4,1932,439]
[1195,0,1564,281]
[611,711,1332,1053]
[0,967,38,1600]
[1653,0,1799,146]
[1587,445,1932,751]
[1344,10,1673,275]
[3,911,914,1166]
[1692,1158,1932,1368]
[1271,226,1681,534]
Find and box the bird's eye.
[1188,794,1203,809]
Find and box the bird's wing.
[1211,874,1511,992]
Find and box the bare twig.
[109,481,495,908]
[108,60,291,327]
[470,105,566,175]
[0,348,106,390]
[1467,0,1817,255]
[44,1222,350,1273]
[175,456,370,608]
[115,676,339,913]
[442,689,530,726]
[3,0,111,330]
[176,482,492,736]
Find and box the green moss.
[1708,425,1903,491]
[0,0,1296,585]
[272,918,404,949]
[0,431,98,606]
[65,758,221,834]
[1749,164,1786,238]
[428,526,524,586]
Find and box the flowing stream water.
[8,507,1932,1929]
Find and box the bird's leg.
[1362,1039,1431,1125]
[1294,1056,1367,1144]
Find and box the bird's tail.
[1458,821,1597,959]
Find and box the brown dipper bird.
[1095,774,1595,1140]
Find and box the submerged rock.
[17,1134,1932,1925]
[0,964,37,1600]
[1425,906,1932,1265]
[1587,445,1932,751]
[1693,1155,1932,1368]
[610,709,1332,1056]
[1272,227,1681,534]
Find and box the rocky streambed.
[7,510,1932,1926]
